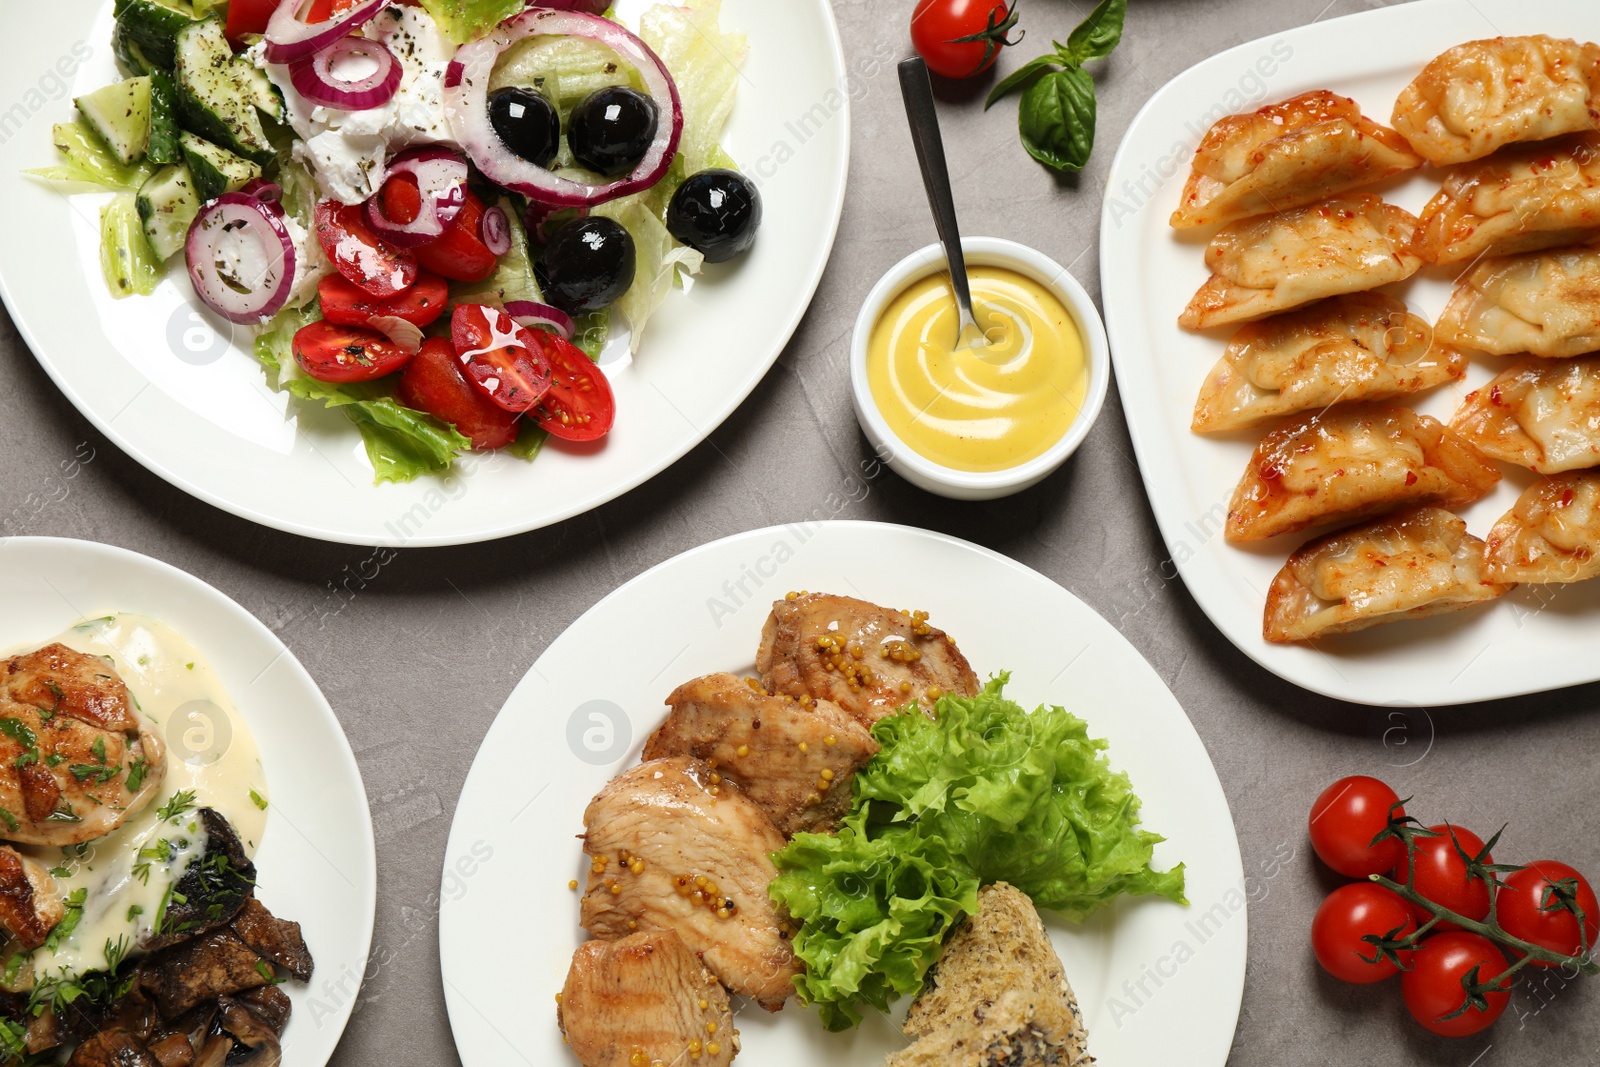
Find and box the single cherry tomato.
[526,330,616,442]
[1498,861,1600,967]
[415,190,497,283]
[1410,825,1493,931]
[1311,883,1415,984]
[1401,932,1511,1037]
[292,321,413,383]
[1309,776,1406,878]
[910,0,1020,80]
[314,199,418,298]
[450,303,553,413]
[397,338,520,450]
[377,172,423,227]
[318,271,449,329]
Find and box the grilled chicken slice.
[643,674,879,836]
[558,930,736,1067]
[580,758,800,1011]
[0,845,64,949]
[0,644,167,845]
[756,594,980,726]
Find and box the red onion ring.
[504,300,576,340]
[523,200,587,245]
[443,9,683,207]
[368,314,424,353]
[265,0,387,64]
[240,178,283,203]
[363,147,470,247]
[290,36,401,111]
[531,0,611,12]
[480,205,512,256]
[185,194,298,325]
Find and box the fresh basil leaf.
[1019,65,1097,172]
[1063,0,1127,64]
[983,54,1062,110]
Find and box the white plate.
[1099,0,1600,707]
[0,0,849,547]
[0,536,375,1064]
[439,521,1245,1067]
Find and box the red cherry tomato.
[1311,883,1416,984]
[1401,932,1510,1037]
[377,172,423,226]
[224,0,280,42]
[397,338,520,450]
[314,199,418,298]
[526,331,616,442]
[415,190,497,283]
[1498,861,1600,967]
[450,303,553,413]
[1410,825,1493,931]
[1309,776,1406,878]
[292,321,413,383]
[910,0,1018,80]
[318,271,449,329]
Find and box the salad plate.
[0,0,849,547]
[439,521,1246,1067]
[0,536,375,1066]
[1099,0,1600,707]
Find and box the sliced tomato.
[378,172,423,226]
[314,199,418,298]
[450,303,553,413]
[318,271,449,329]
[528,331,615,442]
[225,0,280,41]
[293,321,413,383]
[415,190,497,283]
[398,338,520,450]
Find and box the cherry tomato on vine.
[1309,776,1406,878]
[1498,861,1600,967]
[909,0,1021,80]
[1411,825,1493,931]
[1401,932,1510,1037]
[1311,883,1416,984]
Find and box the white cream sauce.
[1,615,267,987]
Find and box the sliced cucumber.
[147,69,181,165]
[101,194,163,298]
[136,163,200,261]
[173,18,273,165]
[180,132,261,201]
[232,59,286,125]
[75,77,152,165]
[113,0,198,70]
[112,20,157,77]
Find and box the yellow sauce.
[867,266,1087,473]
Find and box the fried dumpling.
[1452,356,1600,473]
[1412,134,1600,264]
[1179,195,1423,330]
[1192,294,1465,433]
[1226,404,1501,543]
[1486,471,1600,584]
[1171,90,1422,229]
[1264,508,1512,643]
[1392,36,1600,166]
[1434,246,1600,358]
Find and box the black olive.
[535,217,636,313]
[568,86,659,178]
[666,169,762,263]
[488,87,561,168]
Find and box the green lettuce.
[417,0,525,44]
[28,119,154,191]
[770,675,1185,1030]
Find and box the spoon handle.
[897,56,975,323]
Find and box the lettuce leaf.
[100,194,162,299]
[417,0,524,44]
[28,119,154,191]
[770,675,1185,1030]
[639,0,747,175]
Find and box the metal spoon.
[898,56,990,353]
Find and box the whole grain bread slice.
[887,989,1089,1067]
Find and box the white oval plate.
[0,536,375,1064]
[439,521,1245,1067]
[1099,0,1600,706]
[0,0,849,547]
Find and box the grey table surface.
[5,0,1600,1064]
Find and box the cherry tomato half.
[1401,932,1510,1038]
[1498,861,1600,967]
[1309,776,1406,878]
[397,338,520,450]
[450,303,553,413]
[224,0,280,42]
[1411,825,1493,931]
[415,190,497,283]
[292,321,412,383]
[1311,883,1415,984]
[377,172,423,227]
[910,0,1018,80]
[318,271,449,330]
[527,330,616,442]
[314,199,418,298]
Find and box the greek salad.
[32,0,761,482]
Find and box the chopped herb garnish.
[156,790,196,822]
[90,738,106,765]
[43,888,87,951]
[0,811,17,832]
[47,866,70,879]
[125,758,148,792]
[126,904,143,922]
[249,790,268,811]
